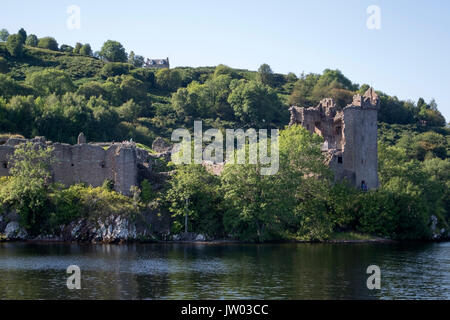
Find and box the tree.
[80,43,92,56]
[117,99,144,122]
[221,125,332,242]
[26,69,75,96]
[17,28,27,44]
[228,80,282,126]
[6,34,23,57]
[37,37,58,51]
[155,69,181,91]
[166,164,223,237]
[25,34,38,47]
[73,42,82,54]
[128,51,144,67]
[99,40,127,62]
[257,63,274,86]
[0,28,10,41]
[0,142,53,235]
[60,44,74,53]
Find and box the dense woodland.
[0,28,449,242]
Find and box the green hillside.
[0,30,449,242]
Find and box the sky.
[1,0,449,121]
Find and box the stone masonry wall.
[0,138,152,196]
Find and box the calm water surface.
[0,242,449,299]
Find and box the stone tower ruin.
[289,87,380,190]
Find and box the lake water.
[0,242,449,300]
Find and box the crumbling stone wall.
[0,137,153,196]
[290,88,380,190]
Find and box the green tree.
[37,37,59,51]
[0,28,9,41]
[155,69,181,91]
[26,69,75,96]
[6,34,23,57]
[0,142,53,235]
[257,63,274,86]
[73,42,82,54]
[25,34,38,47]
[60,44,74,53]
[80,43,92,56]
[221,125,331,242]
[166,164,223,237]
[99,40,127,62]
[17,28,27,44]
[228,80,282,126]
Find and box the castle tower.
[342,88,380,189]
[289,88,380,190]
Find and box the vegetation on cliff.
[0,28,449,241]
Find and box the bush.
[37,37,59,51]
[26,69,75,96]
[100,62,131,78]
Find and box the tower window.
[338,157,343,164]
[2,162,7,169]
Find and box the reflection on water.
[0,242,448,300]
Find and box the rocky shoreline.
[1,213,448,244]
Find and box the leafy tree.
[3,95,36,137]
[120,75,147,102]
[213,64,237,79]
[6,34,23,57]
[221,125,331,241]
[0,74,33,98]
[0,142,53,235]
[99,40,127,62]
[37,37,58,51]
[100,62,131,78]
[73,42,82,54]
[80,43,92,56]
[0,28,9,41]
[25,34,38,47]
[289,73,320,107]
[0,56,7,73]
[257,63,274,86]
[60,44,74,53]
[155,69,181,91]
[166,164,223,237]
[118,99,144,122]
[17,28,27,44]
[26,69,75,96]
[77,81,106,99]
[128,51,145,68]
[228,80,283,126]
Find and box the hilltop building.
[144,57,169,69]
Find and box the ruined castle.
[289,88,380,190]
[0,134,155,196]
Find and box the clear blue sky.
[1,0,449,121]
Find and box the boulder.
[195,234,206,241]
[4,221,27,240]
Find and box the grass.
[136,143,157,154]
